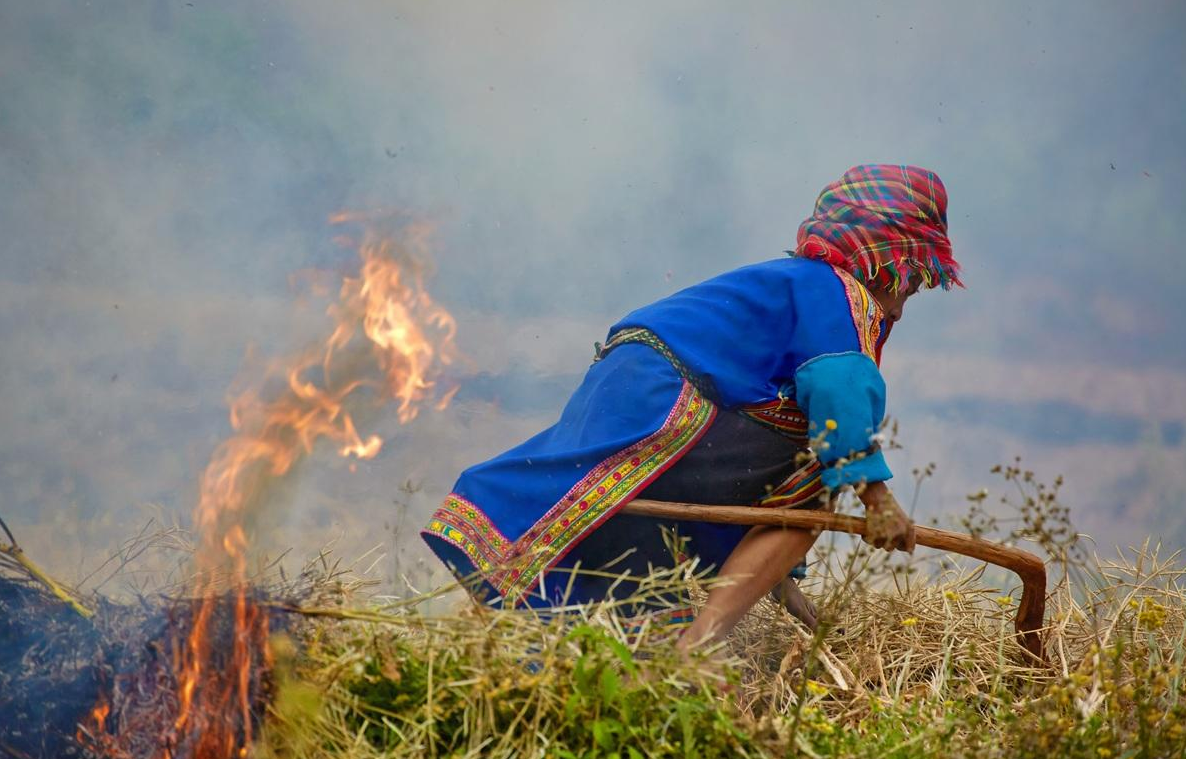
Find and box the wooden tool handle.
[621,499,1046,661]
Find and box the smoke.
[2,0,1185,584]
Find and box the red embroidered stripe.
[738,397,809,443]
[757,459,825,509]
[623,606,696,632]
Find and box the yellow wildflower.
[901,617,918,627]
[806,680,829,697]
[995,595,1013,607]
[825,418,838,431]
[944,590,959,601]
[1137,598,1167,630]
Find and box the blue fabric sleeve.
[782,266,866,369]
[793,352,893,489]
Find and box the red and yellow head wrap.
[793,164,963,292]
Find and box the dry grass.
[6,464,1185,758]
[259,538,1186,759]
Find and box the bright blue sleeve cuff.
[794,351,893,488]
[820,448,893,489]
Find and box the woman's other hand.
[771,577,818,630]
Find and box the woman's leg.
[678,525,820,649]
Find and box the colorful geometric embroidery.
[423,494,511,573]
[656,606,696,626]
[595,327,716,399]
[623,606,696,632]
[738,396,810,444]
[491,380,716,604]
[829,265,883,364]
[756,459,825,509]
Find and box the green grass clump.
[263,591,765,759]
[339,620,756,758]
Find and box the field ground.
[261,540,1186,759]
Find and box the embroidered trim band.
[423,494,511,574]
[737,397,810,444]
[829,265,883,363]
[596,327,717,399]
[757,459,826,509]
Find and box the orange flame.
[75,695,111,748]
[95,701,111,729]
[164,215,457,757]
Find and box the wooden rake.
[621,499,1048,661]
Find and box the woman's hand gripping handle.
[857,480,916,553]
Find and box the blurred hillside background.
[2,1,1184,590]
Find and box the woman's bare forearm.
[679,525,817,649]
[857,480,892,510]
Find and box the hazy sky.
[2,1,1184,587]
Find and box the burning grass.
[3,213,460,759]
[0,529,360,759]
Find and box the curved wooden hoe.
[621,499,1047,662]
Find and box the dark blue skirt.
[515,407,817,613]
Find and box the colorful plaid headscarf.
[793,164,963,292]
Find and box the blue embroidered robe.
[422,257,892,608]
